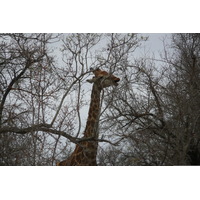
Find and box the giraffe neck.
[84,83,102,138]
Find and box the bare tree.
[164,34,200,164]
[98,33,200,166]
[0,33,144,165]
[0,33,61,165]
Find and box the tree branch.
[0,59,33,125]
[0,123,121,147]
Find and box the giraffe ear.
[90,67,100,71]
[90,67,99,75]
[86,77,97,83]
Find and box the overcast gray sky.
[140,33,170,57]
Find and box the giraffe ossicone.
[57,68,120,166]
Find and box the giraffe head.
[87,68,120,88]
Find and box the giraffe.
[57,68,120,166]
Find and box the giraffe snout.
[114,78,120,85]
[115,78,120,82]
